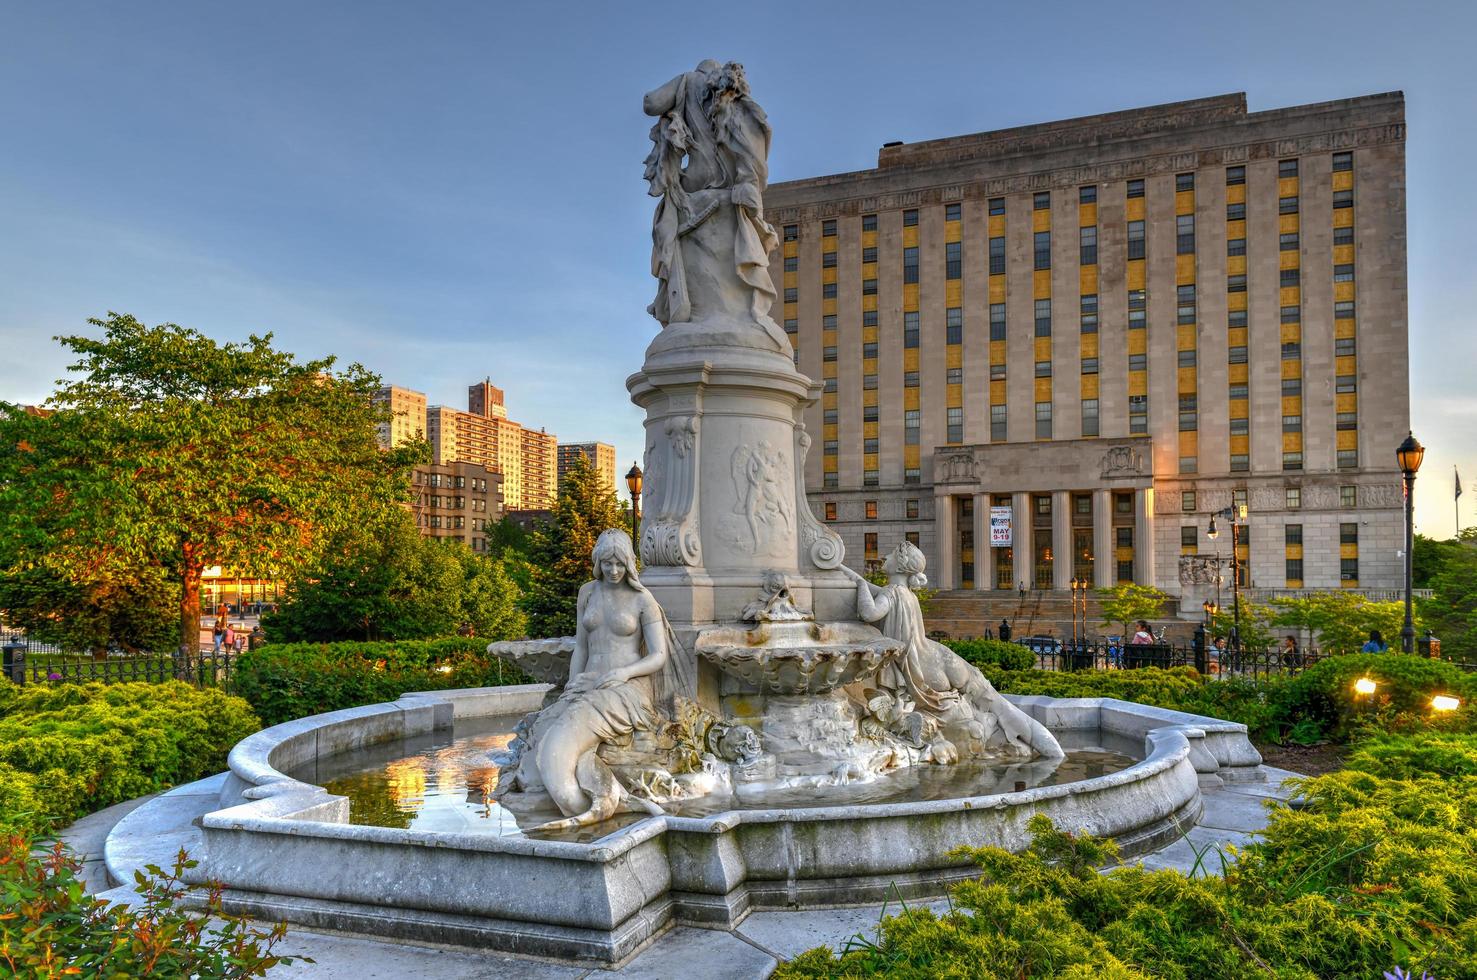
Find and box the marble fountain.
[186,61,1263,966]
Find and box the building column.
[973,492,991,591]
[1092,487,1110,584]
[1134,487,1156,587]
[1052,490,1073,590]
[934,491,957,590]
[1011,492,1031,593]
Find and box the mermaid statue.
[842,542,1063,760]
[498,529,695,829]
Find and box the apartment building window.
[904,310,919,348]
[784,318,797,334]
[783,224,798,242]
[1230,417,1249,434]
[947,407,964,444]
[1284,487,1300,509]
[1283,452,1303,471]
[824,502,837,521]
[903,209,918,226]
[863,373,878,390]
[823,440,838,456]
[822,219,837,236]
[1280,232,1299,252]
[988,236,1006,275]
[1127,220,1146,260]
[990,405,1007,441]
[1336,375,1358,394]
[1283,414,1302,432]
[1282,378,1302,396]
[1334,225,1355,246]
[822,250,837,268]
[1278,196,1299,215]
[990,303,1006,341]
[1079,185,1097,203]
[1127,179,1144,198]
[1181,525,1199,550]
[946,307,963,344]
[1228,237,1246,256]
[823,314,837,329]
[1082,398,1099,437]
[824,378,837,393]
[1230,383,1249,399]
[823,408,838,424]
[1176,214,1195,254]
[861,278,878,295]
[1335,337,1356,357]
[988,197,1005,215]
[1179,404,1198,432]
[903,246,919,284]
[1035,401,1052,439]
[1080,225,1097,265]
[1282,342,1302,360]
[1280,268,1300,287]
[945,202,962,222]
[823,346,837,362]
[1177,284,1196,325]
[1034,231,1051,270]
[1178,349,1197,368]
[864,437,879,453]
[1281,305,1301,324]
[1227,202,1246,221]
[1279,159,1299,177]
[1080,293,1098,333]
[863,405,878,423]
[1338,449,1359,469]
[904,371,919,387]
[823,473,838,489]
[783,256,797,272]
[1333,189,1354,209]
[1335,301,1356,321]
[1033,191,1050,210]
[945,241,962,280]
[863,500,879,520]
[1334,264,1356,282]
[903,467,920,485]
[1129,395,1148,432]
[1128,353,1147,371]
[946,367,963,384]
[905,499,920,519]
[1226,165,1245,185]
[991,363,1006,380]
[822,283,836,298]
[1286,558,1304,582]
[1339,522,1359,546]
[1340,485,1357,508]
[1174,172,1194,192]
[904,409,920,445]
[1229,346,1248,364]
[1035,360,1053,378]
[1228,273,1246,292]
[1129,289,1147,328]
[861,246,877,264]
[865,532,878,555]
[1181,490,1196,512]
[1333,151,1353,172]
[1034,298,1052,337]
[862,341,878,359]
[860,212,877,231]
[1231,454,1249,472]
[1081,357,1098,374]
[1337,411,1358,430]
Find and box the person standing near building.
[998,619,1012,643]
[1362,630,1387,653]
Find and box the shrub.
[229,638,533,727]
[943,638,1035,672]
[781,729,1477,979]
[1,833,302,977]
[0,682,260,835]
[1271,653,1477,742]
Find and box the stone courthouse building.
[764,92,1409,609]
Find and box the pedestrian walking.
[998,618,1012,643]
[1361,630,1388,653]
[212,622,224,653]
[1281,635,1303,670]
[223,623,236,654]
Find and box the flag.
[1458,467,1464,500]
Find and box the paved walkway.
[65,767,1304,978]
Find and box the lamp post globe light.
[1206,507,1243,660]
[1397,431,1424,653]
[625,461,643,546]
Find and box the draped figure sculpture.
[643,60,787,350]
[500,529,695,830]
[843,542,1063,760]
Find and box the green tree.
[521,455,627,638]
[1270,592,1411,655]
[0,562,178,656]
[1414,532,1469,588]
[266,510,525,642]
[1097,583,1169,638]
[0,314,420,654]
[1421,542,1477,658]
[1207,596,1274,651]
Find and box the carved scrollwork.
[793,424,844,569]
[640,414,703,567]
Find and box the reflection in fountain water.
[290,716,1138,842]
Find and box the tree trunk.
[180,545,203,656]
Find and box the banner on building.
[989,506,1013,547]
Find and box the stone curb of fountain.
[73,764,1306,978]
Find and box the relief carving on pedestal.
[1250,487,1283,512]
[938,452,976,483]
[717,440,794,558]
[640,415,703,567]
[1099,445,1145,479]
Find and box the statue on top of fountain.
[643,60,788,352]
[843,542,1064,760]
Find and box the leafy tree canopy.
[1096,584,1169,637]
[0,313,423,653]
[520,455,627,638]
[1420,541,1477,659]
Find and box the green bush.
[1,832,302,977]
[943,638,1035,672]
[781,729,1477,979]
[229,638,533,727]
[0,682,260,835]
[1271,653,1477,742]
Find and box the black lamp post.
[1207,506,1244,659]
[625,462,643,547]
[1397,431,1425,653]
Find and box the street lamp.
[1397,431,1425,653]
[1206,505,1246,659]
[625,462,643,546]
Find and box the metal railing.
[2,646,237,688]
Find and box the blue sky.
[2,1,1472,535]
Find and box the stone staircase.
[924,590,1187,643]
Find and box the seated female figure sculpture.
[500,528,693,830]
[843,542,1063,760]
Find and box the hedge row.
[229,638,533,727]
[0,682,260,836]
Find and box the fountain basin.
[191,683,1261,965]
[485,637,574,687]
[695,620,903,695]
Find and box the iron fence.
[1011,639,1477,678]
[2,646,237,688]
